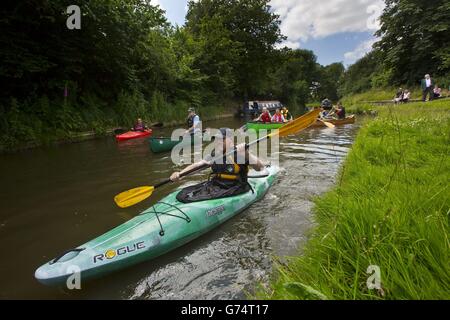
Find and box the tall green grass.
[256,99,450,300]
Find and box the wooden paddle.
[319,119,336,128]
[114,109,321,208]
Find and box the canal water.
[0,117,361,299]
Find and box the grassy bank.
[307,88,449,115]
[256,99,450,299]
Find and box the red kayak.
[115,129,152,142]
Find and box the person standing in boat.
[271,109,285,123]
[186,108,201,134]
[170,128,266,203]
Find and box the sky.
[151,0,384,66]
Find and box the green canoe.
[149,134,202,153]
[246,122,285,131]
[35,166,279,286]
[149,137,183,153]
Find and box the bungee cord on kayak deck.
[146,202,192,237]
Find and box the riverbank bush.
[256,99,450,299]
[0,92,235,152]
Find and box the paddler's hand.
[236,143,247,153]
[170,172,181,182]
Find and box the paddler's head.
[137,118,143,124]
[275,108,281,114]
[262,107,268,114]
[188,108,196,116]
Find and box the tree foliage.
[342,0,450,94]
[0,0,356,150]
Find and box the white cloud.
[275,40,301,50]
[150,0,163,9]
[344,37,378,64]
[270,0,384,46]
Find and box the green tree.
[375,0,450,84]
[271,49,318,106]
[316,63,345,101]
[186,0,284,99]
[339,51,383,95]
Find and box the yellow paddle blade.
[114,186,155,208]
[272,109,321,138]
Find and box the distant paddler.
[281,106,293,122]
[271,108,285,123]
[131,118,148,132]
[186,108,201,135]
[255,107,272,123]
[335,102,346,120]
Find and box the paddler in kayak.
[186,108,201,135]
[132,118,148,132]
[271,108,286,123]
[170,128,266,203]
[255,107,272,123]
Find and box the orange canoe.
[311,115,356,128]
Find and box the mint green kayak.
[35,166,279,286]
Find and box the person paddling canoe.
[271,108,286,123]
[170,128,265,203]
[281,106,293,122]
[335,102,346,120]
[255,107,272,123]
